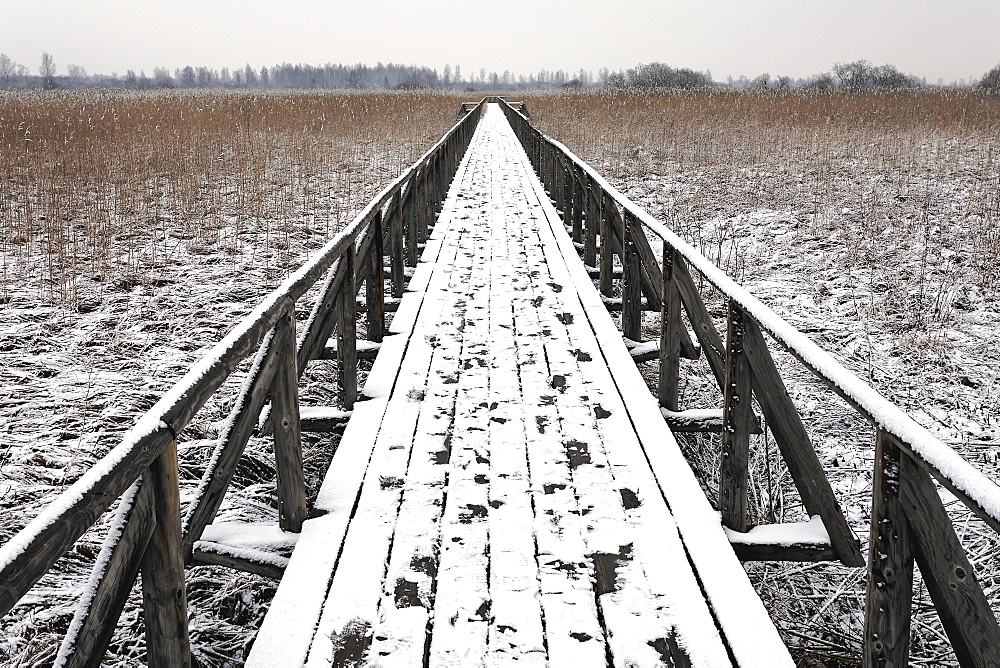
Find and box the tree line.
[1,52,998,93]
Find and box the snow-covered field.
[526,89,1000,664]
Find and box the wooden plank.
[483,133,545,665]
[659,245,682,410]
[140,439,191,668]
[364,197,471,665]
[182,326,283,555]
[863,430,914,667]
[741,316,864,567]
[720,301,753,533]
[56,479,155,668]
[271,307,307,533]
[366,210,386,342]
[898,449,1000,666]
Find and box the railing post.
[599,195,615,297]
[622,211,642,341]
[571,165,584,244]
[404,179,418,267]
[658,246,682,411]
[338,243,358,409]
[270,306,307,533]
[584,173,598,268]
[863,430,914,667]
[140,438,191,668]
[366,211,385,342]
[719,300,752,532]
[389,192,405,297]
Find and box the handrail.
[497,98,1000,666]
[0,99,485,667]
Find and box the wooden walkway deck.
[248,105,792,667]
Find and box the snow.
[725,516,831,547]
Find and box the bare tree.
[39,52,56,89]
[0,53,16,88]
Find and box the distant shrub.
[833,60,920,90]
[606,62,712,90]
[979,63,1000,95]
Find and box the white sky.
[2,0,997,83]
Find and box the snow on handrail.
[501,101,1000,528]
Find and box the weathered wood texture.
[719,302,753,533]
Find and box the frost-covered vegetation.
[525,88,1000,664]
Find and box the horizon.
[2,0,998,86]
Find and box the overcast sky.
[2,0,998,83]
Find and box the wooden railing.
[0,101,483,667]
[499,99,1000,667]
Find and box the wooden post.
[58,480,155,668]
[270,306,307,533]
[571,165,584,244]
[599,195,615,298]
[140,439,191,668]
[622,211,642,341]
[584,174,598,268]
[404,180,418,267]
[719,300,752,532]
[366,211,385,342]
[338,244,358,409]
[389,192,405,297]
[863,430,914,667]
[741,317,864,567]
[897,451,1000,665]
[658,246,682,411]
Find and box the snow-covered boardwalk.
[249,106,792,667]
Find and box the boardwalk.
[249,105,791,666]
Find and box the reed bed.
[525,89,1000,665]
[0,89,458,306]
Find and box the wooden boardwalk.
[248,105,791,666]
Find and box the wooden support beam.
[337,245,358,410]
[622,211,643,341]
[190,543,286,580]
[296,260,348,374]
[140,438,191,668]
[571,164,584,244]
[583,174,598,268]
[741,317,863,567]
[863,430,914,668]
[270,308,307,533]
[598,194,615,297]
[57,480,156,668]
[719,301,753,533]
[731,543,838,562]
[389,191,405,298]
[366,210,385,343]
[898,450,1000,666]
[182,326,283,556]
[659,245,682,411]
[672,257,727,391]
